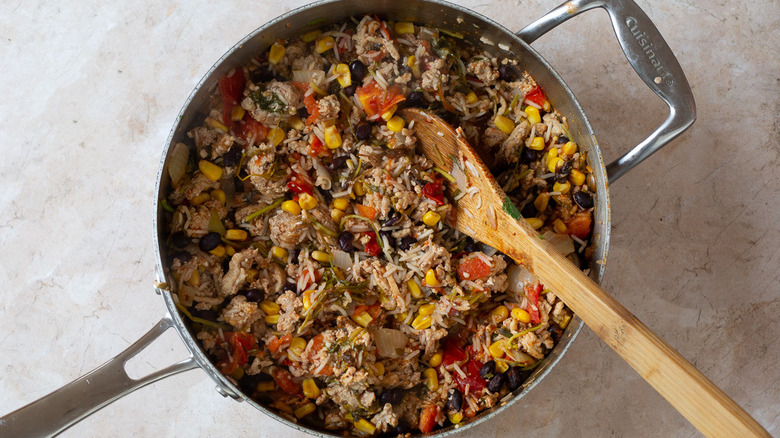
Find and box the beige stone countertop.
[1,0,778,436]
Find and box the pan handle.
[0,313,199,437]
[517,0,696,182]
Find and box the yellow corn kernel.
[422,211,441,227]
[225,229,248,241]
[260,300,281,315]
[407,54,421,78]
[466,92,478,104]
[394,311,408,322]
[282,200,302,215]
[289,115,305,131]
[558,314,572,329]
[429,352,443,367]
[495,360,510,374]
[526,217,544,230]
[423,368,439,391]
[354,419,376,435]
[256,380,276,392]
[198,160,223,181]
[425,269,439,287]
[411,313,432,330]
[268,126,285,146]
[289,337,307,356]
[562,141,578,156]
[315,36,335,54]
[230,105,246,122]
[381,104,398,122]
[511,307,531,323]
[302,290,315,309]
[190,192,211,206]
[529,136,546,151]
[271,399,293,414]
[330,208,345,223]
[333,198,350,211]
[524,106,541,124]
[394,21,415,35]
[407,279,422,298]
[553,181,571,195]
[302,378,321,399]
[547,156,562,173]
[418,303,436,316]
[335,63,351,87]
[246,268,258,282]
[569,169,586,186]
[534,193,549,212]
[268,41,285,65]
[294,402,317,419]
[324,125,342,149]
[352,310,373,328]
[488,339,506,358]
[490,305,509,322]
[494,115,515,135]
[371,362,386,376]
[311,250,331,263]
[448,411,464,424]
[332,266,345,281]
[353,182,365,197]
[187,269,201,288]
[264,314,280,324]
[553,218,568,234]
[298,193,318,210]
[225,245,236,257]
[209,245,226,257]
[386,115,405,133]
[271,245,288,261]
[546,147,558,161]
[205,117,229,132]
[210,189,226,205]
[301,29,322,43]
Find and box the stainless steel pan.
[0,0,694,436]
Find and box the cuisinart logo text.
[625,16,674,86]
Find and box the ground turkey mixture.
[163,15,595,436]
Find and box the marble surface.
[1,0,778,436]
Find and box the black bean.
[447,389,463,412]
[378,387,404,406]
[573,191,594,210]
[238,373,264,395]
[233,176,245,193]
[243,288,263,302]
[436,109,459,126]
[557,160,572,180]
[199,232,222,252]
[289,248,301,262]
[349,60,368,84]
[557,136,570,144]
[222,144,242,167]
[390,419,412,435]
[192,308,219,322]
[480,360,496,379]
[327,155,350,172]
[328,80,341,96]
[338,231,354,252]
[379,230,395,248]
[383,210,401,227]
[250,65,275,83]
[221,258,231,273]
[406,90,425,108]
[283,282,297,293]
[548,324,563,343]
[342,83,358,96]
[521,201,537,218]
[499,252,514,264]
[355,121,372,141]
[399,236,416,251]
[464,239,480,253]
[171,231,189,249]
[520,147,540,164]
[498,64,519,82]
[505,366,529,391]
[297,106,309,119]
[487,373,505,393]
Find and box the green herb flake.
[502,196,522,219]
[251,90,286,113]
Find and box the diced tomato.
[355,82,406,117]
[456,257,491,281]
[287,173,313,195]
[240,117,268,143]
[440,337,467,368]
[266,333,292,353]
[216,331,256,375]
[422,179,444,206]
[304,92,320,125]
[272,368,301,395]
[364,232,382,257]
[524,85,547,108]
[308,135,329,157]
[566,213,592,239]
[305,334,334,376]
[219,69,246,105]
[418,404,440,434]
[524,284,542,324]
[354,204,377,220]
[454,360,487,394]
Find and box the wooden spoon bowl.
[402,107,769,438]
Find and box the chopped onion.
[372,328,408,358]
[542,231,575,256]
[292,70,319,84]
[331,249,352,269]
[507,264,536,294]
[168,142,189,185]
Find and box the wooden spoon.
[402,108,769,438]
